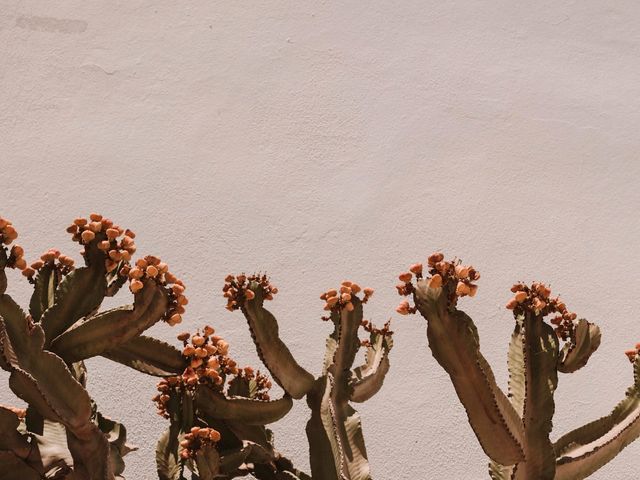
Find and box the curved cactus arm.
[241,284,315,399]
[0,451,42,480]
[66,422,112,480]
[102,335,185,377]
[40,263,107,347]
[195,386,293,425]
[350,332,393,403]
[553,357,640,480]
[558,319,601,374]
[413,280,525,465]
[29,264,57,322]
[195,444,220,480]
[49,281,169,363]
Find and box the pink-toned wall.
[1,1,640,478]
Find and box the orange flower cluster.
[0,217,18,245]
[6,244,28,272]
[120,255,186,326]
[22,248,75,280]
[67,213,136,273]
[506,282,578,340]
[222,273,278,311]
[624,343,640,363]
[319,281,374,316]
[396,253,479,313]
[179,426,221,459]
[154,326,273,418]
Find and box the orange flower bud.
[203,325,215,336]
[363,287,374,296]
[106,228,120,239]
[88,221,102,233]
[245,289,255,300]
[182,345,196,356]
[427,274,442,289]
[192,335,205,347]
[209,430,221,442]
[89,213,103,221]
[130,279,144,293]
[468,284,478,297]
[409,263,423,275]
[345,301,354,312]
[455,265,470,279]
[341,293,351,302]
[456,281,470,296]
[98,240,111,250]
[21,267,35,277]
[515,291,527,303]
[398,272,412,283]
[350,283,362,294]
[326,289,338,298]
[30,260,44,270]
[506,298,518,310]
[146,265,159,277]
[14,258,26,270]
[177,332,190,341]
[428,252,444,266]
[396,300,410,315]
[81,230,95,243]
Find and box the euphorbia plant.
[396,253,640,479]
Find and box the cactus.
[223,274,393,480]
[396,253,640,479]
[0,214,187,480]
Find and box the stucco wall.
[2,1,640,478]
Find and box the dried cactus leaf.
[29,264,57,322]
[102,335,185,377]
[96,411,136,476]
[35,420,74,476]
[40,265,107,346]
[0,451,41,480]
[351,333,392,403]
[511,314,558,480]
[195,386,293,425]
[306,376,340,480]
[241,285,315,399]
[558,319,601,374]
[50,282,168,363]
[554,358,640,480]
[413,280,525,465]
[156,428,181,480]
[195,444,220,480]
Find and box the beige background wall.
[2,1,640,478]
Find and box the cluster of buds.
[6,244,28,272]
[223,273,278,311]
[624,343,640,363]
[360,319,393,346]
[506,283,578,341]
[236,366,272,401]
[319,281,374,318]
[396,253,479,313]
[120,255,186,325]
[22,248,75,280]
[179,426,221,459]
[67,213,136,272]
[0,217,18,245]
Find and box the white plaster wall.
[1,1,640,478]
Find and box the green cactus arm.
[240,284,315,399]
[40,262,107,346]
[413,280,525,465]
[49,281,169,363]
[350,333,392,403]
[553,357,640,480]
[194,386,293,425]
[557,319,601,374]
[28,264,57,322]
[102,335,185,376]
[0,451,41,480]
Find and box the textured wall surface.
[1,1,640,478]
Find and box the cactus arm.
[65,422,113,480]
[195,444,221,479]
[558,319,601,374]
[49,281,169,363]
[553,358,640,480]
[0,406,40,467]
[511,314,559,480]
[413,280,526,465]
[306,377,340,480]
[241,285,315,399]
[0,250,7,296]
[350,333,392,403]
[323,297,371,480]
[195,386,293,425]
[40,263,107,346]
[102,335,185,376]
[29,264,57,322]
